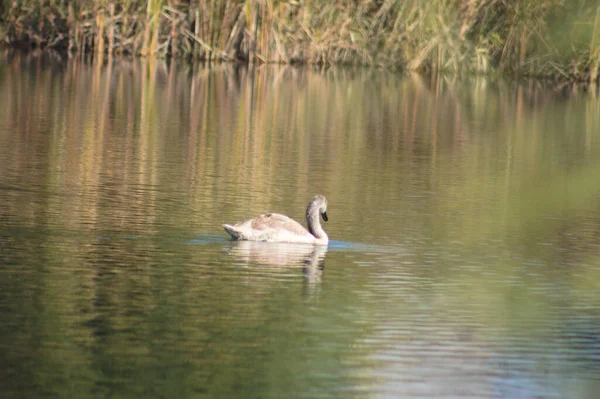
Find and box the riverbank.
[1,1,599,82]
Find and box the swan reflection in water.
[225,241,328,283]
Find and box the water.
[1,53,600,398]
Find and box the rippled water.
[1,54,600,398]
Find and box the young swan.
[223,195,329,245]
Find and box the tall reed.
[0,0,598,81]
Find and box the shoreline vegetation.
[1,1,599,82]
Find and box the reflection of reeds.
[2,52,600,273]
[1,1,599,80]
[4,56,600,393]
[2,53,599,238]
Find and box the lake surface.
[1,53,600,398]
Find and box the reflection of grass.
[1,1,600,80]
[2,53,600,398]
[448,145,600,241]
[2,56,600,244]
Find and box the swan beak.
[322,212,328,222]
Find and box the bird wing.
[251,213,312,236]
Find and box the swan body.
[223,195,329,245]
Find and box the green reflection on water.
[1,54,600,398]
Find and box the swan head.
[305,195,329,244]
[308,194,328,222]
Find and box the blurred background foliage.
[0,1,599,81]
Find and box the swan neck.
[306,204,328,243]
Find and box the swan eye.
[322,211,328,222]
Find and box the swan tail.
[223,224,244,240]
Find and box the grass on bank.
[1,0,599,81]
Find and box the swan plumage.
[223,195,329,245]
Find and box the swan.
[223,195,329,245]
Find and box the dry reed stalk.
[163,5,185,56]
[142,0,163,56]
[260,1,270,61]
[95,6,105,56]
[151,12,161,55]
[142,1,152,55]
[590,6,600,83]
[108,3,115,55]
[194,8,200,57]
[218,2,234,54]
[182,25,216,57]
[67,2,78,54]
[225,7,246,60]
[247,0,259,64]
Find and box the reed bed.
[1,0,599,81]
